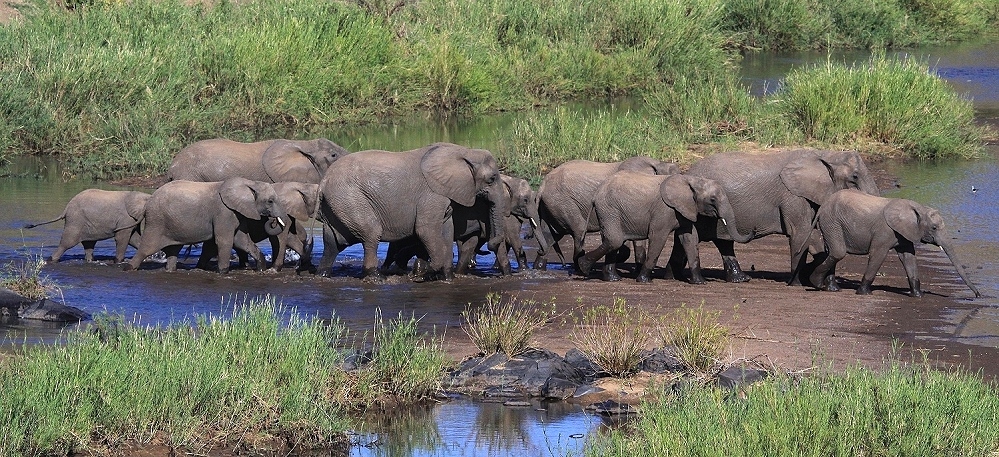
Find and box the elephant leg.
[809,254,841,292]
[857,249,890,295]
[455,238,477,275]
[665,232,686,280]
[637,233,670,284]
[714,239,749,283]
[163,245,182,272]
[494,240,512,276]
[632,240,647,270]
[213,235,236,274]
[678,229,704,285]
[233,233,265,271]
[577,243,610,278]
[268,235,285,271]
[787,232,814,286]
[896,249,922,297]
[318,226,341,277]
[113,230,132,264]
[81,240,97,263]
[197,240,217,270]
[360,238,386,282]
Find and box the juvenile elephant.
[383,174,548,276]
[577,172,750,283]
[125,178,286,273]
[677,149,880,284]
[198,182,319,272]
[24,189,150,264]
[535,156,679,269]
[317,143,507,281]
[167,138,348,184]
[808,189,981,298]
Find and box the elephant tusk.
[530,217,538,229]
[721,217,728,226]
[277,217,286,228]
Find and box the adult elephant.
[676,149,880,284]
[577,172,751,283]
[24,189,150,264]
[198,182,320,273]
[808,189,981,298]
[167,138,348,184]
[316,143,507,281]
[124,178,286,273]
[535,156,679,270]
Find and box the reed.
[0,295,448,456]
[587,360,999,456]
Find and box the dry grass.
[461,293,557,356]
[658,301,730,373]
[569,297,652,377]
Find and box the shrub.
[0,253,58,300]
[569,297,650,377]
[658,302,729,373]
[461,293,557,356]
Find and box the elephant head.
[781,149,880,206]
[220,177,287,236]
[502,174,548,256]
[884,199,981,298]
[619,156,680,175]
[422,143,507,251]
[262,138,349,183]
[273,182,320,222]
[661,175,751,243]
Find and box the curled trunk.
[264,216,285,236]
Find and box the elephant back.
[168,139,276,182]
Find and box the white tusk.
[277,217,286,228]
[721,218,728,226]
[940,245,944,251]
[530,217,538,228]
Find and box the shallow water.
[2,41,999,456]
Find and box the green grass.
[0,252,58,300]
[0,295,448,456]
[461,293,558,356]
[587,360,999,456]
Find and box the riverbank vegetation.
[0,296,447,456]
[0,0,995,179]
[587,359,999,456]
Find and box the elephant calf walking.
[24,189,150,264]
[808,189,981,298]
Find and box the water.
[3,41,999,456]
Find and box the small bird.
[972,186,978,193]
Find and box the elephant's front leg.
[677,228,704,285]
[809,254,841,292]
[233,232,265,271]
[857,249,891,295]
[714,239,749,283]
[896,249,922,297]
[317,226,341,277]
[415,210,454,282]
[113,230,132,264]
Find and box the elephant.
[166,138,348,184]
[807,189,981,298]
[24,189,150,264]
[124,177,286,273]
[535,156,679,270]
[382,174,548,276]
[577,172,751,283]
[675,149,880,284]
[197,182,320,272]
[316,142,507,281]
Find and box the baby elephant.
[577,172,749,283]
[809,189,981,297]
[25,189,150,264]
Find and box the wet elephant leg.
[714,239,749,283]
[81,240,97,263]
[113,230,132,264]
[318,226,341,277]
[857,249,890,295]
[896,249,922,297]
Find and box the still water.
[2,41,999,456]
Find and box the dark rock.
[715,364,769,390]
[585,399,638,416]
[342,349,373,371]
[16,299,90,322]
[446,348,585,397]
[639,348,685,374]
[0,287,31,309]
[564,348,602,379]
[542,377,579,400]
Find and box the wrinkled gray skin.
[198,182,320,273]
[678,149,880,284]
[124,178,286,273]
[535,156,679,270]
[577,172,750,283]
[809,189,981,298]
[167,138,348,184]
[24,189,150,264]
[384,174,548,276]
[317,143,507,282]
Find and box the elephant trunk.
[486,192,507,253]
[940,239,983,298]
[718,199,753,244]
[264,216,286,236]
[527,199,548,256]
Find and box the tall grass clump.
[461,293,557,356]
[0,295,448,456]
[0,252,59,300]
[777,54,984,159]
[658,302,729,373]
[569,297,651,377]
[586,360,999,456]
[352,310,448,404]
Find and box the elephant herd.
[26,138,982,298]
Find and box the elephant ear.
[262,140,321,183]
[277,182,320,221]
[618,156,660,174]
[780,152,836,205]
[884,199,922,243]
[660,175,699,222]
[124,192,149,221]
[421,143,488,207]
[220,177,263,219]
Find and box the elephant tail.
[24,211,67,229]
[788,211,821,285]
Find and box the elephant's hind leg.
[896,249,922,297]
[81,240,97,263]
[714,239,749,283]
[857,249,891,295]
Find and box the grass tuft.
[461,293,557,356]
[0,252,59,300]
[658,302,729,373]
[569,297,651,377]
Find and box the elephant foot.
[122,263,135,271]
[361,268,388,283]
[602,265,621,282]
[576,256,595,277]
[825,279,840,292]
[856,280,873,295]
[420,269,454,283]
[636,268,652,284]
[689,273,706,285]
[909,289,923,298]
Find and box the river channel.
[2,42,998,456]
